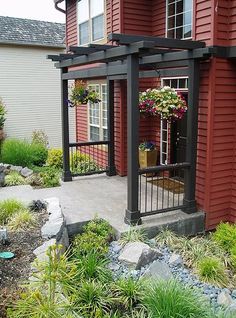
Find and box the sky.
[0,0,65,23]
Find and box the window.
[160,77,188,165]
[88,84,107,141]
[77,0,105,45]
[166,0,193,39]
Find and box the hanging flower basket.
[68,81,101,107]
[139,86,187,121]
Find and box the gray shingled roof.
[0,16,65,48]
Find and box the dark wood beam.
[57,41,156,68]
[108,33,206,50]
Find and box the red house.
[53,0,236,231]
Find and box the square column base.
[124,209,142,225]
[182,199,197,214]
[106,165,117,177]
[61,171,72,182]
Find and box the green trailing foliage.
[0,199,26,225]
[143,279,214,318]
[5,171,26,186]
[197,257,229,287]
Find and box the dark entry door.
[171,92,188,164]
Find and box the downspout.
[54,0,66,14]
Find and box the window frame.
[88,83,108,142]
[77,0,106,46]
[165,0,193,40]
[160,76,188,165]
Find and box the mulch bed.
[148,177,184,194]
[0,210,48,317]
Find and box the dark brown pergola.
[48,33,235,225]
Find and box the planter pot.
[139,149,158,176]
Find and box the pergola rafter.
[48,33,236,225]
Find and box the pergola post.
[124,54,141,225]
[61,67,72,182]
[106,79,116,176]
[183,59,200,213]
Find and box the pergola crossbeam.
[108,33,206,50]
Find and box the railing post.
[183,59,200,213]
[106,79,116,176]
[61,67,72,181]
[124,54,141,225]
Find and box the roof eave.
[0,39,65,49]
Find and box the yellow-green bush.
[46,149,63,169]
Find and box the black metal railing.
[138,162,190,217]
[69,141,109,176]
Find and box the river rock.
[118,242,162,269]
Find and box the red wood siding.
[65,0,236,228]
[152,0,166,37]
[66,0,77,47]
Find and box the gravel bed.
[108,240,236,312]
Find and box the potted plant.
[68,81,101,107]
[139,86,187,121]
[139,141,158,171]
[0,98,7,140]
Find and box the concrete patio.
[0,174,205,237]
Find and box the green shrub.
[84,217,114,241]
[197,257,228,287]
[75,280,111,317]
[76,252,112,282]
[8,209,37,231]
[212,222,236,252]
[143,279,213,318]
[230,245,236,269]
[0,199,26,225]
[46,148,63,169]
[5,171,26,186]
[73,231,108,257]
[111,277,145,311]
[31,143,48,167]
[1,139,34,167]
[40,169,60,188]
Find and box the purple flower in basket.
[139,141,156,151]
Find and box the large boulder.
[118,242,162,269]
[143,260,173,281]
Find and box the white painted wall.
[0,44,76,148]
